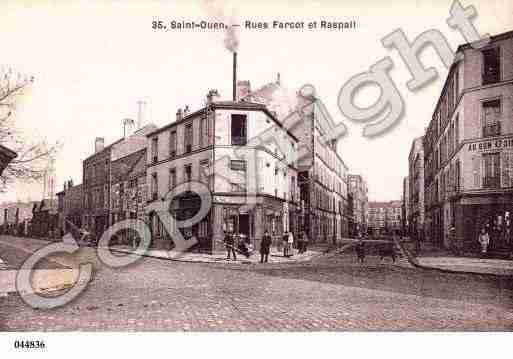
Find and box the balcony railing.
[483,176,500,189]
[482,122,501,137]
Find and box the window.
[291,176,296,201]
[483,152,500,188]
[200,160,210,187]
[151,137,158,163]
[151,173,158,200]
[482,47,500,85]
[230,160,246,171]
[231,114,247,145]
[231,182,246,192]
[104,184,109,208]
[455,160,461,192]
[200,117,207,148]
[482,99,501,137]
[454,68,459,100]
[455,115,459,148]
[169,130,176,157]
[169,168,176,189]
[184,164,192,183]
[184,124,192,153]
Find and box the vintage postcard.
[0,0,512,357]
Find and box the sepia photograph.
[0,0,512,357]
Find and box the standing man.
[287,231,294,257]
[260,230,272,263]
[478,227,490,256]
[282,231,289,257]
[225,230,237,261]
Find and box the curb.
[105,246,328,266]
[393,238,513,277]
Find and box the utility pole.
[136,100,146,129]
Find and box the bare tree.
[0,67,60,192]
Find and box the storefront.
[454,193,513,253]
[210,195,292,253]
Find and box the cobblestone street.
[1,237,512,331]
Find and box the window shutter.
[473,155,481,188]
[502,151,513,188]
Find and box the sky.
[1,0,512,204]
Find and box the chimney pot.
[236,80,251,100]
[206,89,221,104]
[95,137,105,153]
[176,108,183,122]
[123,118,135,138]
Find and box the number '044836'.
[14,340,46,349]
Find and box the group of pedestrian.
[225,230,310,263]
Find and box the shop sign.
[468,137,513,152]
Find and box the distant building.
[243,77,350,242]
[56,179,83,235]
[402,176,410,234]
[348,174,369,235]
[367,201,403,234]
[30,199,58,238]
[82,120,156,240]
[0,201,37,235]
[408,136,425,241]
[110,148,147,245]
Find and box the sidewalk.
[109,244,330,264]
[394,238,513,276]
[416,256,513,276]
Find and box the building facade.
[0,201,37,236]
[367,201,403,235]
[243,78,350,243]
[402,176,410,234]
[56,180,83,235]
[110,148,148,245]
[408,136,425,241]
[82,122,156,240]
[424,30,513,251]
[348,174,369,236]
[146,93,299,252]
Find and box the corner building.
[145,94,299,253]
[424,31,513,251]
